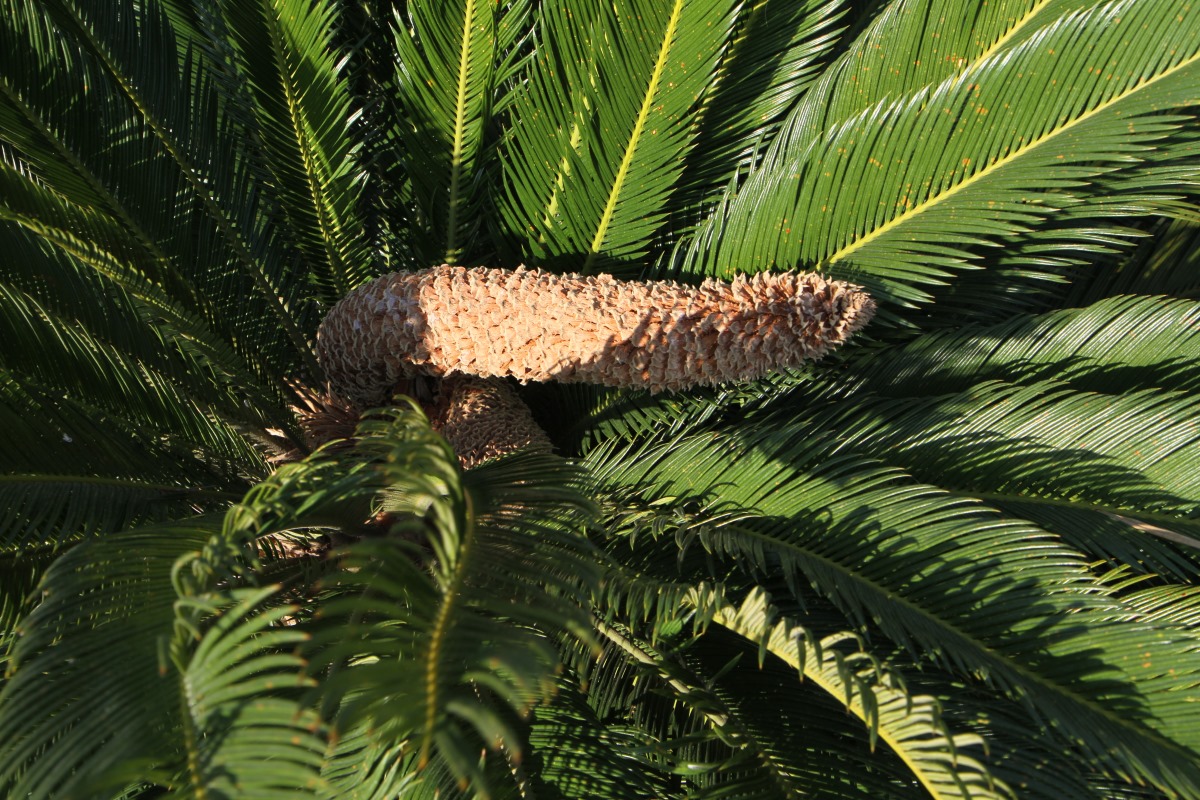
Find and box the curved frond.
[201,405,601,798]
[168,584,327,798]
[0,374,250,510]
[212,0,373,296]
[313,492,599,794]
[1120,585,1200,632]
[318,722,419,800]
[1073,218,1200,302]
[0,280,264,472]
[665,0,848,218]
[813,380,1200,514]
[0,473,236,550]
[0,546,54,665]
[0,210,288,425]
[521,671,673,800]
[687,0,1200,308]
[772,0,1102,154]
[848,294,1200,396]
[498,0,739,272]
[393,0,530,263]
[591,428,1200,796]
[0,524,215,800]
[795,376,1200,578]
[5,0,320,375]
[709,587,1009,800]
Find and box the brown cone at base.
[292,375,551,470]
[426,376,553,470]
[317,265,876,408]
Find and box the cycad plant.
[2,0,1200,798]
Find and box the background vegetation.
[1,0,1199,797]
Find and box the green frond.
[665,0,848,220]
[2,2,1199,797]
[0,217,291,429]
[1120,585,1200,632]
[848,294,1200,397]
[824,293,1200,578]
[0,546,55,666]
[591,427,1200,796]
[497,0,740,272]
[0,523,328,799]
[16,0,321,375]
[685,0,1200,309]
[0,523,216,800]
[212,0,373,297]
[560,385,734,454]
[576,604,982,800]
[900,666,1105,799]
[0,473,237,550]
[332,2,418,272]
[809,380,1200,514]
[393,0,530,264]
[0,280,264,471]
[792,376,1200,578]
[709,587,1009,800]
[311,445,602,795]
[318,722,423,800]
[989,500,1200,583]
[168,585,327,798]
[522,671,671,800]
[0,374,252,507]
[195,405,600,798]
[775,0,1102,151]
[1073,217,1200,302]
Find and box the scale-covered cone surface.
[428,377,553,470]
[317,265,875,407]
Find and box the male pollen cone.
[317,265,875,407]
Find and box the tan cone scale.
[317,265,876,408]
[427,376,553,470]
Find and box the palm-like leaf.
[709,587,1005,800]
[311,424,602,794]
[589,424,1200,795]
[684,0,1200,307]
[0,524,216,799]
[497,0,740,271]
[168,585,327,799]
[393,0,530,264]
[2,1,1199,798]
[209,0,373,296]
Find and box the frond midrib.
[709,608,965,800]
[829,48,1200,266]
[954,0,1054,85]
[46,0,320,376]
[447,0,479,261]
[583,0,684,270]
[262,1,349,294]
[420,490,475,768]
[729,515,1200,769]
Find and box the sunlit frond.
[497,0,739,272]
[685,0,1200,310]
[212,0,374,296]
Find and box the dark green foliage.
[2,1,1199,798]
